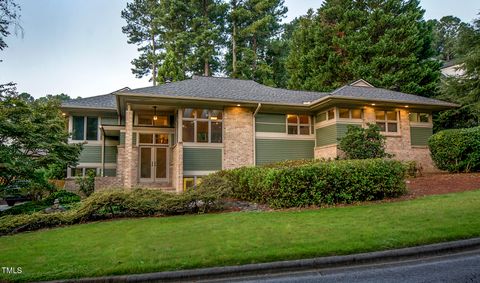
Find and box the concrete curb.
[48,237,480,283]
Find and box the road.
[205,249,480,283]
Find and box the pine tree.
[286,0,440,97]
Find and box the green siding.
[104,169,116,177]
[79,146,102,163]
[183,147,222,171]
[105,146,117,163]
[410,127,433,146]
[255,139,314,165]
[256,113,286,123]
[255,123,286,133]
[315,123,359,146]
[120,132,125,144]
[101,116,118,125]
[315,124,337,146]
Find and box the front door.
[139,146,168,182]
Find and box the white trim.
[255,132,315,140]
[314,144,338,150]
[183,142,224,148]
[183,170,216,176]
[410,123,433,128]
[315,119,337,129]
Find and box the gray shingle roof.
[124,76,327,104]
[61,76,457,110]
[62,94,117,109]
[331,85,457,107]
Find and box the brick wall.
[172,143,183,193]
[223,107,254,169]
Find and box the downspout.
[101,126,106,177]
[252,103,262,166]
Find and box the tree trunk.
[204,58,209,76]
[252,35,257,72]
[203,0,209,76]
[151,28,157,86]
[232,0,238,77]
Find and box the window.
[409,112,430,123]
[182,109,223,143]
[287,114,311,135]
[72,116,98,141]
[316,109,335,123]
[375,110,398,133]
[70,167,98,177]
[183,176,203,191]
[138,133,169,145]
[338,108,363,119]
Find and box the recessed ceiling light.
[405,105,409,108]
[371,103,376,106]
[236,104,241,107]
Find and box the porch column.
[124,104,134,189]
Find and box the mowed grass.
[1,190,480,282]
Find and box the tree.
[430,16,469,62]
[0,87,83,187]
[156,49,185,83]
[286,0,440,97]
[434,16,480,131]
[338,124,391,159]
[226,0,287,85]
[122,0,162,86]
[0,0,22,53]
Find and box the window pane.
[317,112,327,122]
[375,111,385,121]
[153,116,169,126]
[183,108,194,119]
[71,167,82,177]
[183,177,195,191]
[211,122,222,143]
[376,122,386,131]
[182,121,194,142]
[386,111,397,121]
[210,110,222,120]
[139,133,154,144]
[288,125,298,135]
[72,116,84,140]
[299,125,310,135]
[138,115,152,125]
[327,109,335,120]
[196,109,208,119]
[197,121,208,142]
[409,113,418,122]
[339,108,350,119]
[155,134,169,144]
[287,114,298,124]
[387,123,398,132]
[419,113,429,123]
[86,117,98,140]
[351,109,362,119]
[299,115,309,124]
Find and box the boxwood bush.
[429,126,480,172]
[199,159,408,208]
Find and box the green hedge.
[199,159,408,208]
[0,188,224,236]
[429,126,480,172]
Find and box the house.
[440,60,465,77]
[61,77,457,192]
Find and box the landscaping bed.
[405,172,480,199]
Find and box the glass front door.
[139,146,168,182]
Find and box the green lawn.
[1,190,480,282]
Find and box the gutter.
[252,103,262,166]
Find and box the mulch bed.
[405,172,480,200]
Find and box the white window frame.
[137,133,170,145]
[316,108,335,124]
[71,116,100,141]
[375,110,399,133]
[286,114,312,135]
[337,108,363,120]
[182,109,223,143]
[409,112,431,124]
[68,167,99,178]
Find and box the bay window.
[182,109,223,143]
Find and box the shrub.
[0,188,224,235]
[76,170,95,196]
[429,126,480,172]
[200,159,407,208]
[0,190,81,216]
[338,123,392,159]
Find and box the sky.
[0,0,478,99]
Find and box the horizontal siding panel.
[256,139,314,165]
[410,127,432,146]
[336,123,361,140]
[315,124,337,146]
[256,113,286,123]
[105,146,117,163]
[255,123,286,133]
[183,147,222,171]
[101,116,118,125]
[79,146,102,163]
